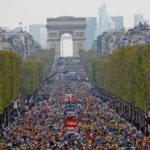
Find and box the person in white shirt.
[65,140,68,145]
[130,146,136,150]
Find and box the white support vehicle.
[64,94,73,102]
[67,127,76,133]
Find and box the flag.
[19,22,22,25]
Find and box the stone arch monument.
[46,16,86,57]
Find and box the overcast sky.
[0,0,150,32]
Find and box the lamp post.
[120,99,123,112]
[145,112,149,133]
[113,97,115,109]
[123,103,127,115]
[0,112,2,130]
[5,107,8,126]
[130,104,133,120]
[116,98,120,113]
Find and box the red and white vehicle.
[64,94,73,102]
[64,119,77,133]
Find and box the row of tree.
[79,45,150,111]
[0,49,55,114]
[79,49,109,82]
[25,49,55,84]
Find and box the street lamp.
[123,104,127,114]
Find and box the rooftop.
[47,16,86,21]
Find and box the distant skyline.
[0,0,150,32]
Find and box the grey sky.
[0,0,150,32]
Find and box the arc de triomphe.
[46,16,86,57]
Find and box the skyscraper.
[40,28,47,49]
[143,20,149,25]
[95,3,115,39]
[134,15,143,26]
[86,17,97,50]
[111,16,123,29]
[29,24,45,45]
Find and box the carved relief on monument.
[51,43,56,48]
[49,32,57,37]
[75,32,84,37]
[77,42,83,49]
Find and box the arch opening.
[60,33,73,57]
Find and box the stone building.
[0,27,41,60]
[91,40,97,51]
[97,28,125,53]
[120,22,150,47]
[35,41,42,49]
[97,22,150,54]
[0,28,13,50]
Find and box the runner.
[0,57,149,150]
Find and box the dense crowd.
[0,58,150,150]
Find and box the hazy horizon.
[1,0,150,32]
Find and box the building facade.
[97,35,102,53]
[121,22,150,47]
[86,17,97,51]
[0,27,41,60]
[97,22,150,54]
[97,28,125,53]
[91,40,97,51]
[0,27,13,51]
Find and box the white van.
[67,127,76,133]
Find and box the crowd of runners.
[0,57,150,150]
